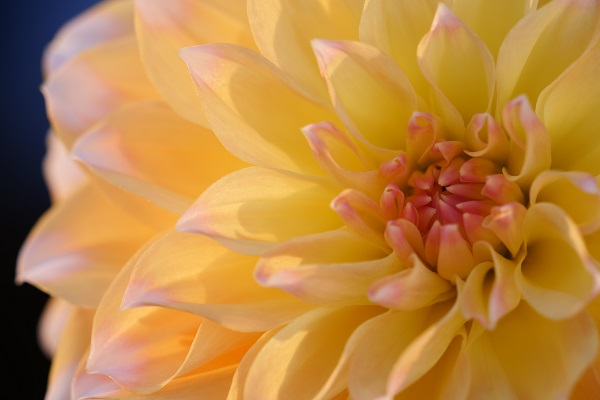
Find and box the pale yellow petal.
[16,183,156,308]
[122,231,314,332]
[43,36,158,148]
[73,100,248,215]
[247,0,364,100]
[466,302,598,399]
[43,131,87,203]
[312,39,417,150]
[418,4,495,129]
[176,167,341,254]
[180,43,338,174]
[245,305,382,400]
[536,42,600,174]
[135,0,255,127]
[256,230,393,304]
[43,0,134,76]
[496,0,600,110]
[518,203,600,319]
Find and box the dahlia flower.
[17,0,600,398]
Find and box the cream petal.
[43,36,159,148]
[418,4,495,130]
[43,131,87,203]
[360,0,441,99]
[43,0,134,76]
[312,39,417,150]
[73,100,248,215]
[496,0,600,110]
[176,167,341,254]
[530,171,600,234]
[536,42,600,174]
[121,231,314,332]
[244,305,383,400]
[16,183,156,308]
[518,203,600,319]
[135,0,255,127]
[180,43,337,175]
[466,302,598,399]
[256,229,393,304]
[247,0,364,101]
[452,0,533,59]
[37,298,72,358]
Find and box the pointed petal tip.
[431,3,459,31]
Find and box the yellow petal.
[360,0,441,99]
[466,302,598,399]
[256,230,393,304]
[43,36,158,148]
[43,131,87,203]
[176,167,341,254]
[38,298,72,358]
[245,305,382,400]
[530,171,600,234]
[43,0,134,76]
[180,43,337,175]
[247,0,363,101]
[122,231,314,332]
[73,100,248,215]
[452,0,533,58]
[134,0,255,127]
[536,42,600,174]
[16,183,156,308]
[496,0,600,110]
[312,39,417,150]
[518,203,600,319]
[418,4,495,129]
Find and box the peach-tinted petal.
[244,305,383,400]
[43,37,159,148]
[360,0,441,99]
[463,113,510,164]
[247,0,363,101]
[180,43,337,175]
[73,100,248,215]
[16,183,156,308]
[418,4,495,129]
[135,0,255,127]
[437,224,476,281]
[496,0,600,110]
[37,298,72,358]
[482,202,527,257]
[122,231,314,332]
[536,42,600,174]
[43,0,134,76]
[256,229,390,304]
[530,171,600,234]
[501,95,551,189]
[518,203,600,319]
[43,131,87,203]
[312,39,417,150]
[176,167,341,254]
[466,302,598,399]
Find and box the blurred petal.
[43,131,87,203]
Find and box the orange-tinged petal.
[496,0,600,110]
[437,224,476,281]
[256,230,392,305]
[43,0,134,76]
[176,167,341,254]
[536,42,600,174]
[466,302,598,399]
[418,4,495,129]
[518,203,600,319]
[16,183,156,308]
[312,39,417,150]
[43,36,159,148]
[135,0,255,127]
[360,0,441,99]
[37,298,72,358]
[530,171,600,234]
[247,0,363,101]
[73,100,248,215]
[244,305,382,400]
[122,231,314,332]
[482,202,527,257]
[180,43,337,175]
[43,131,87,203]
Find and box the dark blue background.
[2,1,100,398]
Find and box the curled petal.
[463,113,509,164]
[437,224,476,281]
[482,202,527,257]
[518,203,600,319]
[384,219,425,264]
[331,189,387,248]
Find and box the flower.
[17,0,600,398]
